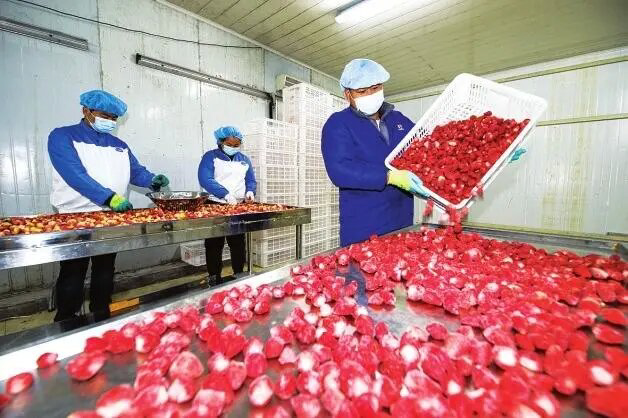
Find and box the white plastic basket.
[299,166,330,182]
[253,226,295,240]
[252,234,295,254]
[298,153,326,170]
[248,149,297,167]
[299,139,323,155]
[252,245,296,267]
[299,192,329,207]
[302,239,330,258]
[283,84,333,131]
[331,95,348,112]
[244,118,299,139]
[181,241,205,266]
[384,73,547,210]
[256,179,299,197]
[304,216,329,232]
[257,192,299,206]
[243,133,298,154]
[253,164,298,181]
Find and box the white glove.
[224,193,238,205]
[245,191,255,202]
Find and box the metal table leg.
[296,224,303,260]
[246,232,253,275]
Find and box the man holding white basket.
[322,59,430,246]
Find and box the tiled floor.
[0,266,236,337]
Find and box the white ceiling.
[168,0,628,94]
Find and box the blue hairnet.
[214,126,243,143]
[79,90,127,117]
[339,59,390,89]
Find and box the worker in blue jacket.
[198,126,257,285]
[322,59,429,246]
[48,89,170,322]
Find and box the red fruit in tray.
[95,385,135,418]
[134,370,167,391]
[270,325,294,345]
[483,325,514,347]
[254,300,270,315]
[592,324,624,345]
[84,336,109,353]
[278,346,297,365]
[207,352,230,373]
[493,346,518,369]
[233,307,253,323]
[225,361,246,391]
[244,337,265,358]
[604,346,628,371]
[586,383,628,417]
[135,331,160,354]
[248,375,274,407]
[263,405,291,418]
[200,372,234,405]
[296,323,316,345]
[168,377,197,404]
[600,307,626,326]
[568,330,589,351]
[530,392,560,417]
[5,372,34,395]
[400,344,420,369]
[66,351,107,381]
[275,371,297,400]
[360,260,378,274]
[245,352,267,378]
[587,360,617,386]
[121,322,141,339]
[297,371,322,396]
[291,394,321,418]
[518,351,542,372]
[36,352,58,368]
[404,369,440,397]
[400,325,428,346]
[422,200,434,217]
[133,384,168,411]
[297,350,319,373]
[426,322,448,340]
[192,388,226,416]
[321,388,345,415]
[161,331,191,350]
[169,351,203,380]
[104,330,134,354]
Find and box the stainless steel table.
[0,207,311,270]
[0,224,624,417]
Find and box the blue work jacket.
[321,103,414,246]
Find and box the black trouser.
[204,234,246,279]
[54,253,117,322]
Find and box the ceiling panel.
[168,0,628,94]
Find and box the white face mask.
[353,89,384,115]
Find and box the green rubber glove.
[387,170,429,197]
[509,148,526,163]
[151,174,170,191]
[108,194,133,212]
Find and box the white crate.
[248,149,297,167]
[299,166,329,182]
[299,127,322,143]
[304,216,328,232]
[253,164,298,181]
[329,225,339,241]
[243,133,298,154]
[253,246,296,268]
[330,216,339,227]
[329,192,339,204]
[299,179,330,195]
[298,153,326,170]
[308,205,329,220]
[299,192,329,207]
[181,241,205,266]
[283,84,333,131]
[329,203,339,218]
[385,73,547,210]
[252,234,295,254]
[328,236,340,249]
[245,118,299,139]
[253,226,295,240]
[257,179,299,197]
[257,192,299,206]
[302,239,330,258]
[299,139,323,155]
[303,228,328,244]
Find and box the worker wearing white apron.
[198,126,257,285]
[48,89,170,322]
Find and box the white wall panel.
[264,51,311,93]
[403,48,628,235]
[311,71,342,96]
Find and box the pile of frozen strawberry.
[392,112,529,204]
[1,227,626,417]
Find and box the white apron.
[212,158,249,202]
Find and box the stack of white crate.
[242,118,300,267]
[327,95,348,248]
[282,84,346,256]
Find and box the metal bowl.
[146,191,209,211]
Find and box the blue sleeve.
[321,117,388,191]
[198,152,229,198]
[128,149,155,188]
[48,129,115,205]
[244,155,257,194]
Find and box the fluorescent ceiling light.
[335,0,408,24]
